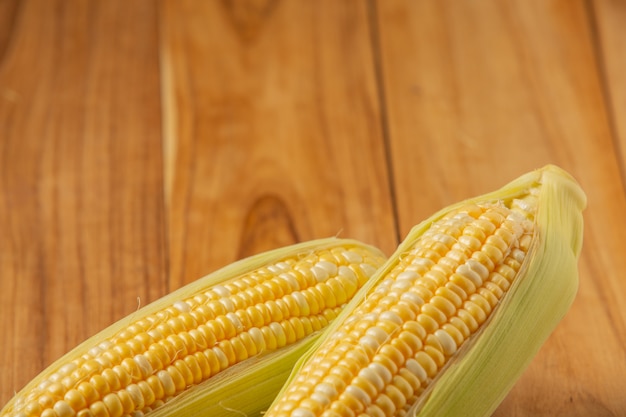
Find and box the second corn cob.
[0,239,386,417]
[264,165,586,417]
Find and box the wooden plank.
[161,0,397,289]
[375,0,626,415]
[592,0,626,170]
[0,0,165,407]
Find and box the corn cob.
[0,239,386,417]
[264,165,586,417]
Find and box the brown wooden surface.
[1,1,624,416]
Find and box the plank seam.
[366,0,401,246]
[583,0,626,191]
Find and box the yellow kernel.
[212,346,230,370]
[330,400,357,417]
[101,369,120,392]
[126,384,145,410]
[54,400,76,417]
[89,376,110,398]
[395,371,418,397]
[64,389,87,411]
[378,344,405,369]
[76,383,99,405]
[415,351,438,378]
[115,390,134,415]
[137,381,155,408]
[112,344,132,361]
[421,304,446,326]
[102,394,123,417]
[450,273,476,296]
[384,383,407,410]
[89,401,109,417]
[464,300,488,324]
[174,359,195,386]
[484,281,505,298]
[282,320,298,345]
[166,365,186,393]
[435,286,463,308]
[457,308,479,333]
[338,391,365,414]
[374,393,395,416]
[430,295,456,318]
[402,320,426,341]
[178,332,197,356]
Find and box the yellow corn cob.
[265,165,586,417]
[0,239,386,417]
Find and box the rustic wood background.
[1,1,624,415]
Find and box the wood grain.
[592,0,626,167]
[1,0,625,415]
[0,0,165,407]
[375,0,626,415]
[161,0,397,289]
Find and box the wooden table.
[1,1,624,416]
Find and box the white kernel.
[212,347,230,370]
[512,248,526,263]
[405,358,427,382]
[173,301,191,313]
[58,363,78,376]
[315,382,338,398]
[292,292,310,316]
[400,292,424,308]
[456,264,483,286]
[467,259,489,281]
[278,273,300,291]
[267,265,283,274]
[396,271,419,281]
[433,233,456,246]
[342,250,363,264]
[338,265,357,280]
[368,362,392,384]
[310,391,332,406]
[226,312,243,331]
[275,261,291,271]
[53,400,76,417]
[292,408,316,417]
[157,370,176,397]
[48,373,61,383]
[95,356,112,368]
[88,346,103,357]
[345,385,371,405]
[409,258,435,270]
[212,285,231,298]
[38,379,53,391]
[359,335,382,352]
[248,327,266,353]
[316,260,338,277]
[134,355,153,377]
[365,326,389,344]
[379,311,403,326]
[359,263,378,278]
[390,280,412,291]
[99,340,114,350]
[311,266,329,282]
[359,366,385,391]
[435,329,458,356]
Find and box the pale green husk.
[1,238,386,417]
[270,164,586,417]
